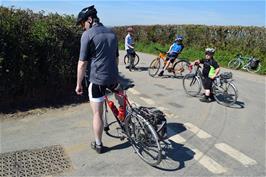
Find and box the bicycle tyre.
[228,59,241,69]
[124,53,140,67]
[183,74,202,97]
[246,63,261,73]
[173,60,190,77]
[125,109,162,166]
[148,58,161,77]
[212,81,238,107]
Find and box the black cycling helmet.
[76,5,97,25]
[175,35,184,41]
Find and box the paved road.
[0,51,265,176]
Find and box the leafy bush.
[0,6,81,111]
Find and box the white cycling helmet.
[205,48,215,54]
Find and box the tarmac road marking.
[215,143,257,167]
[139,97,156,105]
[184,122,212,139]
[168,127,227,174]
[128,88,141,95]
[187,148,227,174]
[167,126,187,143]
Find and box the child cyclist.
[158,35,184,76]
[191,48,220,102]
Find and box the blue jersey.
[170,43,184,54]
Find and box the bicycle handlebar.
[154,47,167,54]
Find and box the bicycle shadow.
[134,66,149,72]
[155,123,195,171]
[222,100,245,109]
[103,141,131,153]
[158,74,185,79]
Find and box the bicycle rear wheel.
[246,63,261,73]
[183,74,202,97]
[212,81,238,106]
[125,108,162,166]
[124,54,140,67]
[228,59,241,69]
[173,60,190,77]
[148,58,161,77]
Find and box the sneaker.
[158,70,164,76]
[199,96,211,103]
[209,93,215,100]
[91,141,103,154]
[125,65,130,69]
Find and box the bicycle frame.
[103,90,132,130]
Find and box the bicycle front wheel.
[124,54,140,67]
[183,74,202,97]
[148,58,161,77]
[173,60,190,77]
[125,109,162,166]
[212,81,238,106]
[228,59,241,69]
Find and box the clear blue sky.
[1,0,265,27]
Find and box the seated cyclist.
[158,35,184,76]
[191,48,220,103]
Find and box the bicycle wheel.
[246,63,261,73]
[228,59,241,69]
[212,81,238,106]
[183,74,202,97]
[173,60,190,77]
[148,58,161,77]
[124,54,140,67]
[125,108,162,166]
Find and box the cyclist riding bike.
[158,35,184,76]
[191,48,220,103]
[125,27,136,69]
[75,5,120,153]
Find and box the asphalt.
[0,51,265,176]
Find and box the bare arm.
[76,60,88,95]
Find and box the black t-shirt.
[199,58,219,77]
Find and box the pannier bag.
[249,58,260,69]
[220,72,232,80]
[136,106,167,140]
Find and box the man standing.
[75,5,119,153]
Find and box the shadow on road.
[155,122,195,171]
[227,100,245,109]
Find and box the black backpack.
[135,106,167,140]
[249,58,260,69]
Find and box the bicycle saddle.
[120,83,135,90]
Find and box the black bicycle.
[124,52,140,71]
[183,63,238,106]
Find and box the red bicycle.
[102,84,162,166]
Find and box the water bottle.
[118,106,125,121]
[108,101,118,116]
[216,77,221,86]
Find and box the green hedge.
[0,7,82,111]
